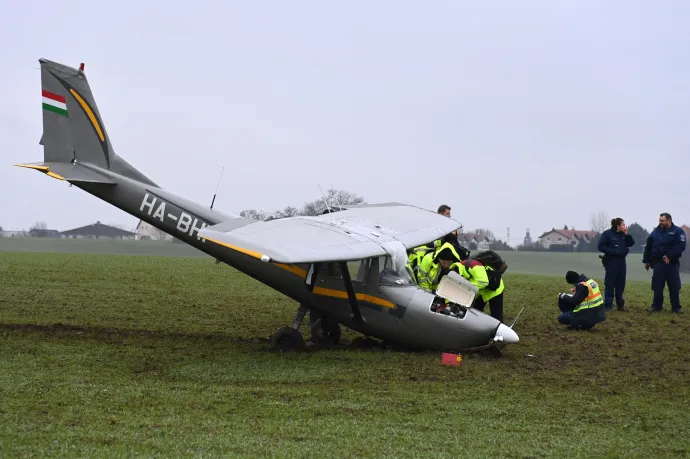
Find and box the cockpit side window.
[317,259,371,285]
[379,256,415,285]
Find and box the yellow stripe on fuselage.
[313,286,394,309]
[203,237,308,279]
[202,236,264,260]
[275,263,308,278]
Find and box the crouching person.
[557,271,606,330]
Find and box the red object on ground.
[441,353,463,366]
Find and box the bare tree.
[239,189,364,220]
[271,206,300,220]
[300,188,364,216]
[30,221,47,230]
[590,210,609,233]
[239,209,269,221]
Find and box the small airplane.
[15,58,520,355]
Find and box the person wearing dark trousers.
[597,218,635,312]
[643,213,686,313]
[557,271,606,330]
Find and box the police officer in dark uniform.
[597,217,635,312]
[642,213,686,313]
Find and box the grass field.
[1,243,689,457]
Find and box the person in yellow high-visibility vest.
[557,271,606,330]
[407,232,470,282]
[416,244,464,293]
[449,250,506,322]
[407,245,433,277]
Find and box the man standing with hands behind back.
[643,213,686,313]
[598,218,635,312]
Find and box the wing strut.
[339,261,363,322]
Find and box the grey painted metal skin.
[16,58,520,353]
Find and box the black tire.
[271,327,306,351]
[310,317,341,346]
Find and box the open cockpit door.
[436,272,479,307]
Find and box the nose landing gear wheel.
[310,317,341,346]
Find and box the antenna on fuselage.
[331,183,344,212]
[210,166,225,210]
[509,306,526,329]
[318,184,333,218]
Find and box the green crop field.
[1,244,689,457]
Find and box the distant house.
[135,220,172,241]
[459,232,492,250]
[60,221,137,240]
[1,229,28,238]
[537,228,598,250]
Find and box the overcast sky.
[1,0,688,244]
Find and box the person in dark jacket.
[642,213,686,313]
[597,218,635,312]
[556,271,606,330]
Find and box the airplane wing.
[198,204,461,264]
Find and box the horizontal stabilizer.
[199,204,461,263]
[14,162,116,184]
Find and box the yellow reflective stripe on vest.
[573,279,604,312]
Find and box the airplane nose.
[495,323,519,344]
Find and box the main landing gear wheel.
[271,326,306,351]
[310,317,341,346]
[270,304,310,351]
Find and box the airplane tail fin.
[15,58,156,186]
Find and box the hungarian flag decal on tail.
[42,90,68,117]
